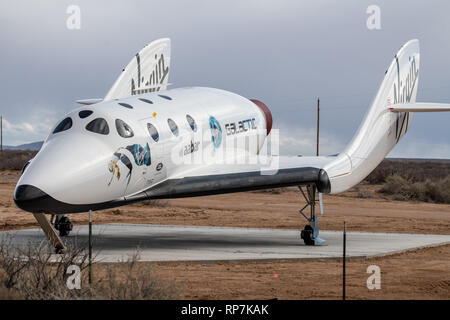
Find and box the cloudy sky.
[1,0,449,158]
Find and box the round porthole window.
[167,118,179,136]
[86,118,109,135]
[186,114,197,132]
[147,123,159,142]
[115,119,134,138]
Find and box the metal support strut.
[32,213,66,253]
[298,184,324,245]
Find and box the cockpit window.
[167,118,179,136]
[147,123,159,142]
[21,160,31,174]
[86,118,109,135]
[139,98,153,104]
[79,110,93,119]
[186,114,197,132]
[118,102,133,109]
[115,119,134,138]
[53,117,72,134]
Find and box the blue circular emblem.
[209,116,222,148]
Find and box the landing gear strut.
[298,184,324,246]
[52,215,73,237]
[32,213,66,253]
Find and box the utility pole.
[316,98,320,156]
[0,115,3,152]
[343,221,347,300]
[88,210,93,285]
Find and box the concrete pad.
[1,224,450,263]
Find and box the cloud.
[1,114,55,146]
[277,124,345,156]
[3,119,36,133]
[0,0,448,156]
[278,123,450,159]
[388,139,450,159]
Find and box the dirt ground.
[1,170,450,299]
[151,244,450,300]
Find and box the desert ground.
[1,169,450,299]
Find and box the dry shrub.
[0,266,22,299]
[0,284,23,299]
[251,187,290,194]
[0,150,38,171]
[0,236,93,299]
[110,209,122,215]
[137,199,170,207]
[366,159,450,184]
[0,236,178,300]
[354,186,372,199]
[96,252,178,300]
[380,174,450,204]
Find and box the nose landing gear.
[32,213,66,253]
[52,215,73,237]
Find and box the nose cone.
[14,184,50,213]
[16,133,117,204]
[14,183,105,214]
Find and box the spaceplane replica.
[13,38,450,249]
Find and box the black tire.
[59,228,69,237]
[57,216,72,237]
[302,225,315,246]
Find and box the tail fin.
[104,38,171,101]
[324,39,422,193]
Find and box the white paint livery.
[17,87,270,206]
[389,103,450,112]
[13,39,449,245]
[104,38,171,100]
[324,39,421,193]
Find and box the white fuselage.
[17,87,268,206]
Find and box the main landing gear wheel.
[54,215,73,237]
[301,225,315,246]
[298,184,324,246]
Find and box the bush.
[354,186,372,199]
[0,150,38,171]
[366,159,450,184]
[0,236,178,300]
[380,174,450,204]
[250,187,290,194]
[97,252,178,300]
[136,199,170,207]
[0,267,22,299]
[0,237,93,299]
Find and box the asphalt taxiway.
[1,224,449,262]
